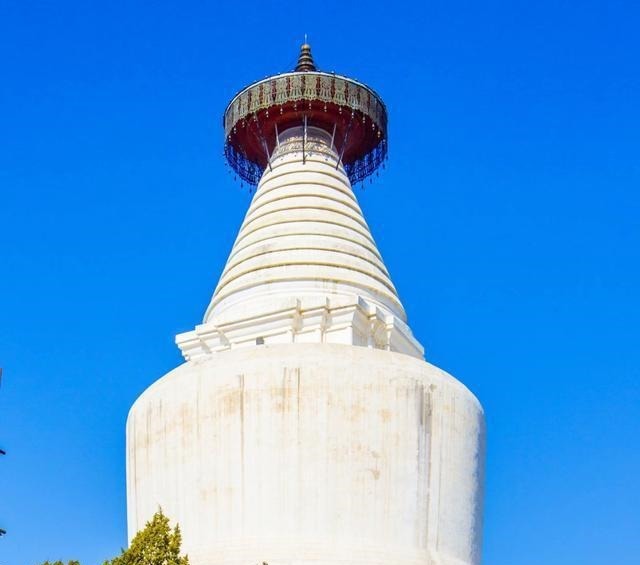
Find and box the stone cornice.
[177,296,423,362]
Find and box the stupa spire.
[294,41,316,71]
[184,45,411,360]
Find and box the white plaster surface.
[127,344,485,565]
[127,126,485,565]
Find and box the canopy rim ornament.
[223,44,388,187]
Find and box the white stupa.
[126,45,485,565]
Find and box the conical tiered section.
[177,126,423,360]
[209,126,403,321]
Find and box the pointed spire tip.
[295,42,316,72]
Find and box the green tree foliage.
[104,510,189,565]
[40,561,81,565]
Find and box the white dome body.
[126,126,485,565]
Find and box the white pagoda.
[126,44,485,565]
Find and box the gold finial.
[295,42,316,72]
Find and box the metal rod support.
[254,113,272,172]
[302,115,308,164]
[336,113,354,169]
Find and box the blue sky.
[1,1,639,563]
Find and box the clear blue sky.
[1,1,638,563]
